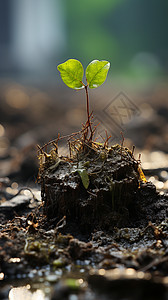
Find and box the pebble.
[0,195,31,212]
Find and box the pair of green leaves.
[57,59,110,90]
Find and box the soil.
[1,140,168,299]
[0,187,168,300]
[0,82,168,299]
[40,142,167,232]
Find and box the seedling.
[39,58,148,223]
[57,59,110,142]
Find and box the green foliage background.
[59,0,168,81]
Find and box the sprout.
[57,59,110,141]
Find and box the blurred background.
[0,0,168,189]
[1,0,168,83]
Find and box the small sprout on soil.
[53,258,66,268]
[37,58,148,229]
[57,59,110,142]
[64,278,82,291]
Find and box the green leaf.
[77,168,89,189]
[86,60,110,89]
[57,59,84,90]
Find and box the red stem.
[85,85,93,140]
[85,85,89,124]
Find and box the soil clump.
[39,139,167,233]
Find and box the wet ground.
[0,81,168,299]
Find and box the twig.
[12,187,37,201]
[140,256,168,272]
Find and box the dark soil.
[0,82,168,299]
[41,142,168,233]
[0,186,168,299]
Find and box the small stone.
[0,195,31,213]
[46,274,58,283]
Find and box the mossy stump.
[39,143,146,231]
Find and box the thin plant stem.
[85,85,93,141]
[85,85,90,123]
